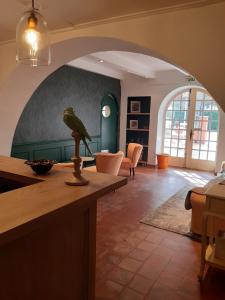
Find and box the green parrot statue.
[63,107,92,156]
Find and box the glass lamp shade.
[16,9,51,66]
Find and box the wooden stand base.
[65,174,89,186]
[65,156,89,186]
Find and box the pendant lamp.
[16,0,51,66]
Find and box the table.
[55,157,95,169]
[199,183,225,280]
[81,156,95,168]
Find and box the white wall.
[217,109,225,172]
[120,70,225,172]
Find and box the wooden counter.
[0,156,127,300]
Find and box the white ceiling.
[67,51,188,80]
[0,0,224,43]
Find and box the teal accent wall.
[11,66,120,161]
[11,136,101,162]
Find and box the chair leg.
[129,168,132,176]
[132,168,135,176]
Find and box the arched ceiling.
[1,0,224,42]
[68,51,189,79]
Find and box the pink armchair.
[85,151,124,176]
[120,143,143,176]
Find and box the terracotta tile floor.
[95,167,225,300]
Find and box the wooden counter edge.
[0,175,127,247]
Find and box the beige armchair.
[188,161,225,235]
[190,191,225,236]
[120,143,143,176]
[85,151,124,176]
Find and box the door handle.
[190,129,193,141]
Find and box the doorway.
[100,93,118,153]
[162,88,219,171]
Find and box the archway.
[1,37,180,156]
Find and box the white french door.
[163,88,219,171]
[163,90,189,168]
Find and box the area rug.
[141,184,196,238]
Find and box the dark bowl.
[25,159,57,175]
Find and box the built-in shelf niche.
[126,96,151,164]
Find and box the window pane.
[168,103,173,110]
[211,120,218,131]
[192,150,199,159]
[209,142,217,151]
[201,130,209,141]
[171,148,177,157]
[200,141,208,151]
[195,101,204,110]
[179,140,186,148]
[173,101,180,110]
[211,111,219,120]
[204,101,212,110]
[193,130,201,141]
[212,103,218,111]
[164,147,170,155]
[200,151,207,160]
[172,120,180,130]
[166,111,172,119]
[192,142,200,150]
[175,95,182,101]
[180,101,189,110]
[173,111,181,122]
[171,139,178,147]
[196,91,204,100]
[178,149,185,157]
[208,152,216,161]
[165,129,171,138]
[179,112,188,123]
[180,121,188,129]
[182,92,190,100]
[205,94,212,100]
[194,121,201,129]
[164,139,171,147]
[210,132,218,141]
[184,111,188,121]
[195,111,203,119]
[171,130,178,138]
[180,130,186,139]
[200,116,209,131]
[165,120,172,129]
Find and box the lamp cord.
[32,0,34,10]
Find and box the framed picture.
[130,120,138,129]
[130,101,141,113]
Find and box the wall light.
[16,0,51,66]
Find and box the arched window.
[162,88,219,171]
